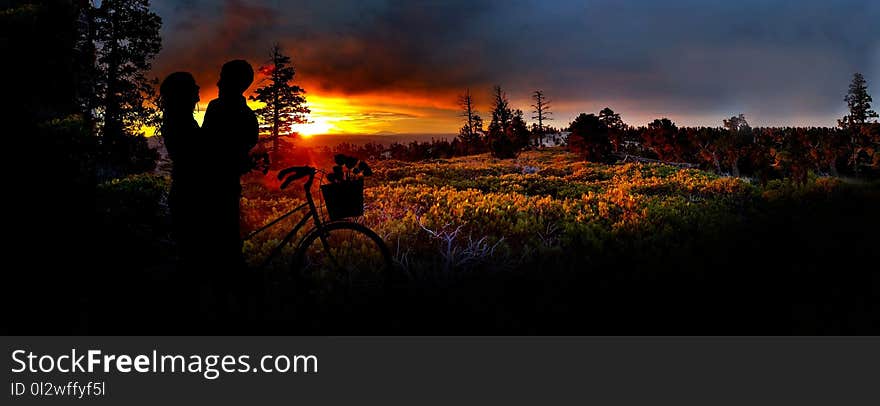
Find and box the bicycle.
[245,165,393,295]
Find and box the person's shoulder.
[206,98,222,110]
[204,99,224,119]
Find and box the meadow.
[242,149,755,275]
[92,148,880,334]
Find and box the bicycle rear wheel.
[293,221,393,295]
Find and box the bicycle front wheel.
[293,221,393,294]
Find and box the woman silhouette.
[159,72,205,270]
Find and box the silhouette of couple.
[159,60,259,319]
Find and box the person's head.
[218,59,254,96]
[160,72,199,116]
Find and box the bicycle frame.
[246,173,326,270]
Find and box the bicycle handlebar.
[278,166,317,190]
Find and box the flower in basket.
[327,154,373,183]
[322,154,373,220]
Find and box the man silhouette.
[201,60,259,295]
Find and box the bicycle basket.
[320,178,364,220]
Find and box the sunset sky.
[150,0,880,136]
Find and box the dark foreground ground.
[6,182,879,335]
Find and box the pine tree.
[839,73,878,128]
[487,87,511,135]
[90,0,162,173]
[511,109,531,149]
[598,107,625,152]
[838,73,878,173]
[487,86,519,158]
[250,44,310,154]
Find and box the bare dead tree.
[460,89,475,130]
[458,89,483,154]
[531,90,552,147]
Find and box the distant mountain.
[299,133,457,147]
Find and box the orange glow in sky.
[145,89,460,137]
[292,94,451,135]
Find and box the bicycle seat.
[278,166,316,189]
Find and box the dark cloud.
[154,0,279,86]
[152,0,880,126]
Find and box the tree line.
[566,73,878,182]
[455,86,556,159]
[6,0,165,179]
[446,74,879,182]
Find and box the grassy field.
[243,149,755,273]
[232,149,879,334]
[44,148,879,335]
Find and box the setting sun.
[293,117,333,137]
